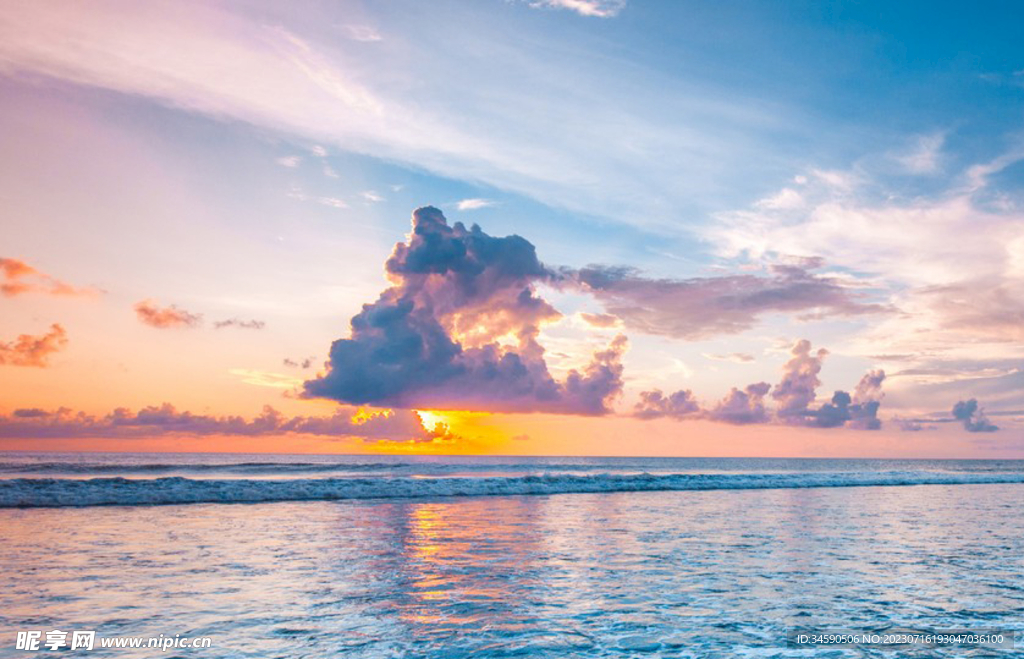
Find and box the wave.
[2,471,1024,508]
[0,461,410,475]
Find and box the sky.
[1,0,1022,457]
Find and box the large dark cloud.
[0,404,447,443]
[305,207,627,414]
[635,340,885,430]
[569,262,890,340]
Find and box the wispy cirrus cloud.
[0,0,796,230]
[340,24,382,42]
[568,261,890,340]
[702,352,755,363]
[133,299,202,329]
[578,312,620,328]
[456,198,497,211]
[526,0,626,18]
[0,323,68,367]
[0,258,99,298]
[228,369,304,390]
[890,132,945,175]
[0,403,450,443]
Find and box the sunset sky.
[1,0,1022,456]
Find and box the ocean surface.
[1,453,1023,657]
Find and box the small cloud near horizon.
[0,403,449,443]
[636,340,885,430]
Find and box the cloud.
[805,390,883,430]
[706,382,772,425]
[709,150,1024,383]
[283,357,316,369]
[895,418,928,432]
[0,324,68,367]
[892,133,945,175]
[635,341,884,430]
[0,0,807,232]
[0,403,449,443]
[229,369,304,390]
[276,155,302,167]
[360,190,384,203]
[571,263,889,340]
[756,187,804,210]
[456,198,497,211]
[304,207,627,414]
[214,318,266,330]
[13,408,49,418]
[773,342,884,429]
[0,257,98,297]
[579,312,620,328]
[916,279,1024,343]
[133,299,202,329]
[634,382,771,425]
[340,24,382,42]
[527,0,626,18]
[634,389,700,420]
[702,352,755,363]
[951,398,999,433]
[772,339,828,419]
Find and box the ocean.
[2,453,1022,657]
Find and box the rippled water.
[2,462,1022,657]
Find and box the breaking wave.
[3,471,1024,508]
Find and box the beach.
[2,454,1022,657]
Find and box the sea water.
[1,453,1022,657]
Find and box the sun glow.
[352,407,391,424]
[415,410,449,431]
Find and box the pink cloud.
[0,323,68,367]
[133,299,202,329]
[0,258,99,298]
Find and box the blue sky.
[0,0,1022,454]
